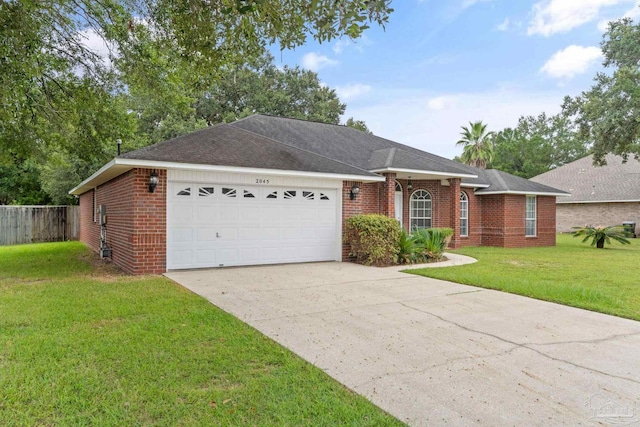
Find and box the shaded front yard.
[0,242,402,426]
[409,234,640,321]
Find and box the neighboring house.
[532,154,640,235]
[70,115,567,274]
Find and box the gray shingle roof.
[120,123,379,178]
[230,115,477,178]
[367,147,475,176]
[114,114,565,196]
[531,154,640,203]
[475,170,570,195]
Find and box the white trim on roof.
[69,158,385,195]
[558,199,640,204]
[476,190,570,197]
[461,183,490,189]
[368,167,477,179]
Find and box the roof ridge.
[229,125,379,177]
[234,113,361,130]
[490,169,509,190]
[385,147,396,168]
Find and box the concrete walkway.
[166,262,640,426]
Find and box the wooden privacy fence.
[0,206,80,246]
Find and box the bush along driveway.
[0,242,403,426]
[168,260,640,427]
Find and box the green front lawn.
[0,242,402,426]
[408,234,640,321]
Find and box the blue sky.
[272,0,640,159]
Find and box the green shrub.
[572,225,631,249]
[397,229,418,264]
[344,214,401,266]
[412,228,453,261]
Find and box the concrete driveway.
[166,262,640,426]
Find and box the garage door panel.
[195,228,217,241]
[195,249,217,265]
[196,206,217,222]
[168,182,339,269]
[172,205,194,222]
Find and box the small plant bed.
[407,234,640,321]
[344,214,452,266]
[0,242,403,426]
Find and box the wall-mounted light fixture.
[350,183,360,200]
[407,177,413,191]
[149,170,159,193]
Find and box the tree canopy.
[563,16,640,165]
[491,113,588,178]
[0,1,387,204]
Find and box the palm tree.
[456,121,495,169]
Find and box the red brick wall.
[481,194,556,247]
[78,168,166,274]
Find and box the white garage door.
[167,182,339,269]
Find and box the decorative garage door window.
[199,187,214,197]
[222,188,237,197]
[320,193,330,200]
[284,190,297,199]
[410,190,432,230]
[177,187,191,196]
[266,191,278,199]
[303,191,314,200]
[243,190,255,198]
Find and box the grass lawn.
[408,234,640,321]
[0,242,403,426]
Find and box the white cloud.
[335,84,372,101]
[427,96,456,110]
[333,39,350,54]
[597,0,640,32]
[540,45,602,80]
[496,18,511,31]
[528,0,630,36]
[345,89,564,159]
[301,52,339,71]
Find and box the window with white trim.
[526,196,536,237]
[410,190,432,230]
[460,192,469,237]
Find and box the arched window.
[410,190,432,230]
[460,192,469,237]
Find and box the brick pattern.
[80,168,561,273]
[79,168,166,274]
[555,202,640,235]
[481,194,556,247]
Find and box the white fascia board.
[369,167,477,179]
[461,183,490,188]
[68,159,119,195]
[476,190,570,197]
[558,199,640,204]
[120,159,385,182]
[69,158,385,195]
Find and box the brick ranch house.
[70,115,568,274]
